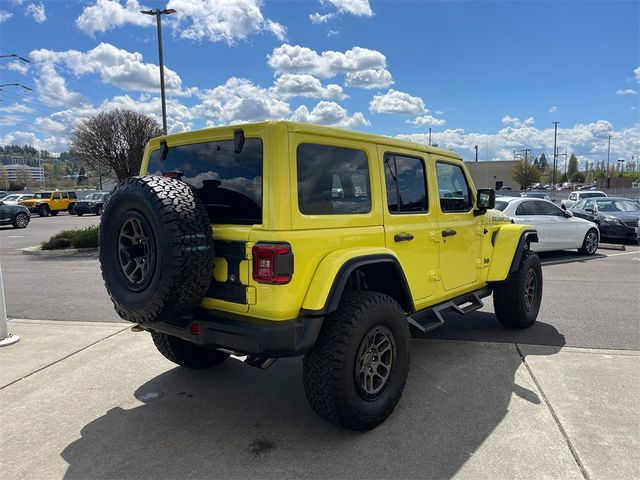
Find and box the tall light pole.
[474,145,478,162]
[428,127,432,146]
[552,121,559,187]
[606,135,611,188]
[141,8,176,135]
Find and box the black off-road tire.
[50,210,59,216]
[578,229,599,255]
[37,205,49,217]
[151,332,229,369]
[493,249,542,329]
[303,291,411,431]
[99,176,215,325]
[12,212,29,229]
[96,205,103,216]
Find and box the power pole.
[552,121,559,187]
[474,145,478,162]
[428,128,432,146]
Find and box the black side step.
[407,287,492,334]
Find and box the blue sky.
[0,0,638,167]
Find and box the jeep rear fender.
[487,225,538,282]
[301,248,414,315]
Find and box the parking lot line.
[604,250,640,257]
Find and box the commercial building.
[464,160,519,191]
[1,163,45,184]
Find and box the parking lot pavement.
[2,323,638,480]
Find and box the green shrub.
[41,226,99,250]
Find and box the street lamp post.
[474,145,478,162]
[0,53,30,63]
[552,121,559,187]
[141,8,176,135]
[606,135,611,188]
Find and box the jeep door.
[433,160,482,291]
[379,147,438,300]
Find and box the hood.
[20,198,40,205]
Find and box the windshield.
[595,199,640,212]
[3,194,19,201]
[33,192,52,199]
[494,200,509,211]
[85,193,100,200]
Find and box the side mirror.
[562,210,573,218]
[476,188,495,210]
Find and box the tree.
[571,172,585,183]
[70,109,162,181]
[537,153,548,171]
[512,160,541,190]
[567,154,578,180]
[77,166,86,185]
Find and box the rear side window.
[582,192,606,199]
[297,143,370,215]
[61,192,69,199]
[384,153,428,213]
[435,162,472,212]
[515,201,541,216]
[147,138,263,224]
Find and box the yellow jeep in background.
[99,121,541,430]
[21,190,78,217]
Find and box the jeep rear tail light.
[252,243,293,284]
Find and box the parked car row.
[0,190,111,229]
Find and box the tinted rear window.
[581,192,605,198]
[147,138,263,224]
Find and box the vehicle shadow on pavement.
[538,250,607,266]
[60,327,566,480]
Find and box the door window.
[384,153,428,213]
[435,162,472,212]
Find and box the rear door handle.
[442,229,457,238]
[394,233,414,242]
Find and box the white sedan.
[495,196,600,255]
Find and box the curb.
[21,245,99,257]
[598,243,626,251]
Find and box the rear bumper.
[145,309,324,357]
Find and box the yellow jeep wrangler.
[99,121,541,430]
[21,190,78,217]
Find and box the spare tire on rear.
[99,176,215,325]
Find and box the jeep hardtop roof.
[144,120,462,162]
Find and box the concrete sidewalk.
[1,319,638,480]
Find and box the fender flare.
[301,254,414,316]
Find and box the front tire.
[12,212,29,229]
[493,249,543,329]
[578,229,599,255]
[151,332,229,369]
[68,203,76,215]
[303,291,410,431]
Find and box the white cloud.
[0,103,35,114]
[32,63,88,108]
[167,0,286,44]
[30,43,187,95]
[327,30,339,37]
[325,0,372,17]
[76,0,153,36]
[194,77,289,124]
[290,101,369,129]
[6,60,30,75]
[502,115,535,128]
[369,89,426,115]
[268,44,387,78]
[35,117,67,134]
[272,74,346,100]
[549,106,559,113]
[407,115,445,127]
[634,66,640,83]
[616,89,637,96]
[25,2,45,23]
[396,120,640,164]
[309,12,335,24]
[100,94,195,133]
[345,68,393,89]
[0,10,13,22]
